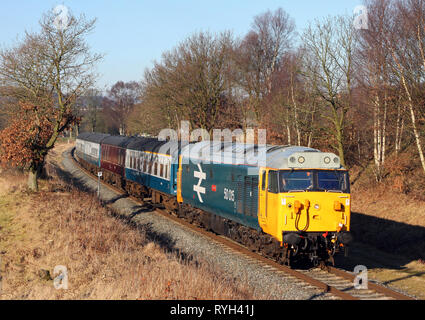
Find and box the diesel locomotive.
[75,133,352,267]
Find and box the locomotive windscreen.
[279,170,349,193]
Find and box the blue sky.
[0,0,363,90]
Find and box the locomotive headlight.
[334,157,339,164]
[324,156,331,164]
[289,156,296,163]
[314,204,320,210]
[298,156,305,164]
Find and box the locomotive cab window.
[268,171,279,193]
[279,170,349,193]
[261,171,266,191]
[316,170,349,193]
[279,170,313,192]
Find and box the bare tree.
[140,31,236,134]
[385,0,425,175]
[301,15,356,167]
[356,0,394,180]
[106,81,141,135]
[0,8,103,190]
[78,87,105,133]
[236,8,295,123]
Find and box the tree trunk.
[399,72,425,176]
[28,169,38,192]
[336,129,346,168]
[334,116,346,167]
[286,110,292,145]
[290,72,301,146]
[408,101,425,175]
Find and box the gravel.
[60,148,337,300]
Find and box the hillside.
[349,146,425,259]
[0,154,266,299]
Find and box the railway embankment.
[0,145,262,299]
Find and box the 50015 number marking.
[224,188,235,201]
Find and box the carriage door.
[258,168,267,224]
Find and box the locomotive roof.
[76,132,111,143]
[181,141,343,170]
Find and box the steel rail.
[327,266,415,300]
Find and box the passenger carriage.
[124,138,181,204]
[75,132,110,173]
[100,135,135,187]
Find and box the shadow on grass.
[334,211,425,271]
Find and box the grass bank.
[0,168,266,299]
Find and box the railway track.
[68,147,415,301]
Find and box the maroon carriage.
[100,135,135,186]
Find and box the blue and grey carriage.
[124,137,181,198]
[75,132,110,168]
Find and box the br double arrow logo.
[193,163,206,203]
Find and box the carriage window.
[143,160,147,172]
[154,162,158,176]
[165,164,168,179]
[137,158,140,171]
[160,164,164,177]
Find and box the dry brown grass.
[350,170,425,262]
[352,185,425,228]
[0,170,267,300]
[348,156,425,299]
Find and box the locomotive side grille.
[236,175,243,214]
[244,177,251,216]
